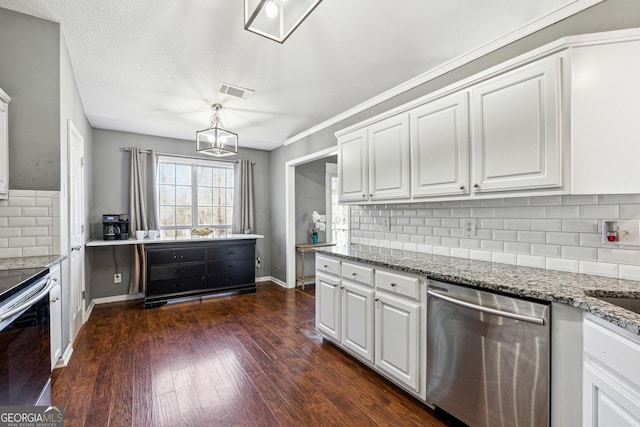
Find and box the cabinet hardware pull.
[324,265,328,268]
[473,183,480,188]
[369,193,373,197]
[352,272,357,276]
[71,245,81,251]
[375,298,380,302]
[340,286,344,289]
[459,185,465,190]
[362,194,366,198]
[228,252,235,255]
[390,282,397,287]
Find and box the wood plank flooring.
[51,282,449,426]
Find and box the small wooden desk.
[295,242,336,290]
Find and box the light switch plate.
[603,220,640,246]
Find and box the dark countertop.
[315,245,640,335]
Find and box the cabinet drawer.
[316,256,341,276]
[149,248,204,265]
[208,271,255,289]
[208,244,254,261]
[149,263,205,282]
[146,275,206,297]
[375,270,420,300]
[207,259,254,274]
[342,262,373,286]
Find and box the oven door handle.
[427,289,545,325]
[0,278,53,322]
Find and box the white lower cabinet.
[315,256,426,400]
[374,290,420,391]
[341,280,374,362]
[49,263,62,370]
[583,314,640,426]
[316,271,341,342]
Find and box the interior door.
[68,120,85,342]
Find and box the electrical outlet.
[604,220,640,246]
[383,217,391,231]
[463,218,477,236]
[256,257,261,268]
[114,273,122,284]
[350,216,360,229]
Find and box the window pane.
[159,185,175,205]
[176,165,192,185]
[159,163,175,184]
[197,187,212,206]
[226,169,234,186]
[176,229,191,238]
[212,207,225,225]
[226,189,234,206]
[161,229,175,239]
[212,188,225,206]
[197,167,212,186]
[198,207,212,225]
[225,207,233,225]
[175,185,192,205]
[212,228,228,238]
[176,207,192,226]
[212,169,225,187]
[160,206,175,226]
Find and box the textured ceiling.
[0,0,579,150]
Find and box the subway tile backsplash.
[350,194,640,281]
[0,190,60,258]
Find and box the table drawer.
[149,248,204,265]
[208,271,255,289]
[375,270,420,300]
[207,259,254,274]
[342,262,373,286]
[149,263,205,282]
[316,255,341,276]
[208,244,254,261]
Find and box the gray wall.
[0,8,61,190]
[295,156,336,278]
[268,0,640,282]
[88,129,271,300]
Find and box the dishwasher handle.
[427,289,545,326]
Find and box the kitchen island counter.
[316,244,640,335]
[86,234,264,247]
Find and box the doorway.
[68,120,85,342]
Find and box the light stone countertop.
[315,244,640,335]
[0,255,66,270]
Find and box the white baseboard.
[54,343,74,369]
[93,293,145,305]
[255,276,272,283]
[269,276,287,288]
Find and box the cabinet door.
[316,272,341,342]
[341,280,374,363]
[583,361,640,427]
[410,92,469,197]
[0,92,9,199]
[368,114,410,200]
[338,129,368,202]
[375,291,420,391]
[470,56,562,192]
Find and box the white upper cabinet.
[470,55,562,193]
[368,114,410,201]
[338,128,368,202]
[410,92,469,197]
[0,88,10,200]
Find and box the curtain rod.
[122,148,254,165]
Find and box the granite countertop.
[315,245,640,335]
[0,255,66,270]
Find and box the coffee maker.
[103,214,120,240]
[102,214,130,240]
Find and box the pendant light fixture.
[196,104,238,157]
[244,0,322,43]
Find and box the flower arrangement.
[311,211,326,243]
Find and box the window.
[325,163,349,246]
[157,156,234,239]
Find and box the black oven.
[0,271,53,405]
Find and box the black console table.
[144,239,256,308]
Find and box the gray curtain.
[232,160,255,234]
[129,147,159,294]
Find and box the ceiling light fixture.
[244,0,322,43]
[196,104,238,157]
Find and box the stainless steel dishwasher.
[426,280,550,427]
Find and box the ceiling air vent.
[219,83,255,101]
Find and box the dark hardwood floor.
[51,282,448,426]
